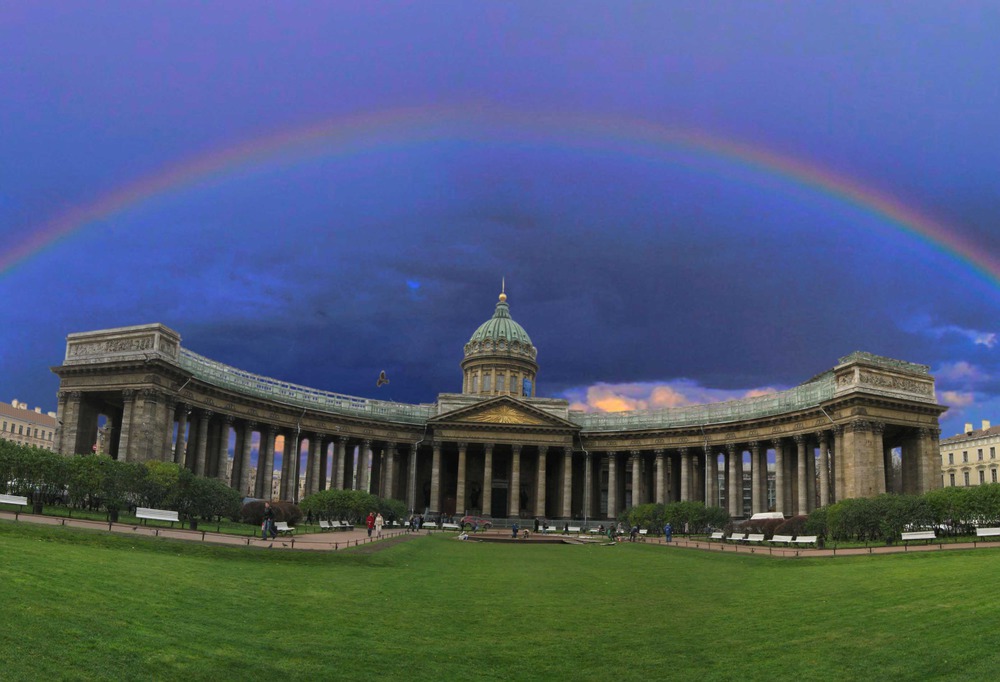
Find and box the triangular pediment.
[431,396,578,430]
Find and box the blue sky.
[2,2,1000,439]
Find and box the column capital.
[871,421,886,435]
[511,443,522,454]
[770,438,782,450]
[748,441,760,451]
[537,445,548,455]
[246,421,258,430]
[456,441,468,451]
[607,450,618,459]
[121,389,134,399]
[725,442,738,455]
[223,414,235,425]
[677,447,689,457]
[629,450,641,459]
[653,449,664,457]
[793,434,806,445]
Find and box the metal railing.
[570,378,837,431]
[177,349,435,424]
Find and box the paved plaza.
[3,509,998,559]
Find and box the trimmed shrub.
[775,515,808,538]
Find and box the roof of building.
[467,289,534,348]
[0,401,57,427]
[942,425,1000,445]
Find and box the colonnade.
[56,388,941,519]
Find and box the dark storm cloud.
[2,2,1000,439]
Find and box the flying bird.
[377,370,390,388]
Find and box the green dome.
[464,291,537,361]
[468,297,532,346]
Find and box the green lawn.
[1,522,997,681]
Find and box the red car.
[460,516,493,531]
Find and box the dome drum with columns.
[461,287,538,398]
[50,288,947,523]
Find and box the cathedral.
[52,288,946,521]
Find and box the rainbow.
[3,102,995,285]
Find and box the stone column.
[162,398,177,462]
[308,435,322,496]
[430,441,442,514]
[255,426,273,498]
[630,452,641,508]
[607,452,618,518]
[482,443,493,516]
[655,450,665,504]
[217,415,233,483]
[407,441,419,513]
[583,452,593,521]
[510,444,522,518]
[806,437,817,511]
[727,444,742,518]
[749,442,763,515]
[54,391,68,454]
[794,435,807,516]
[817,432,830,508]
[194,410,211,477]
[561,447,573,519]
[361,440,373,494]
[335,437,347,490]
[871,422,887,498]
[705,447,717,508]
[280,432,295,500]
[236,422,255,495]
[118,389,137,462]
[173,405,190,465]
[678,448,689,502]
[456,442,468,514]
[384,442,397,500]
[536,445,548,518]
[921,428,942,494]
[832,425,844,503]
[772,439,784,515]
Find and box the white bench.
[901,530,935,543]
[709,532,725,541]
[728,533,747,542]
[135,507,180,526]
[770,534,794,544]
[318,520,333,531]
[441,523,461,531]
[792,535,818,545]
[638,529,648,536]
[273,521,294,536]
[975,527,1000,538]
[333,520,354,531]
[567,526,582,533]
[746,533,765,543]
[0,494,29,508]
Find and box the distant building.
[0,399,58,451]
[940,420,1000,487]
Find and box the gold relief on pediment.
[465,405,549,425]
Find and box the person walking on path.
[375,512,384,538]
[366,511,376,538]
[262,502,278,540]
[664,523,672,542]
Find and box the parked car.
[460,515,493,531]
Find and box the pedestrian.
[262,501,277,540]
[664,523,672,542]
[630,524,639,542]
[366,511,375,538]
[512,522,519,539]
[375,512,384,538]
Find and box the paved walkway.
[4,509,1000,557]
[0,509,414,551]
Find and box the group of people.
[365,511,385,538]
